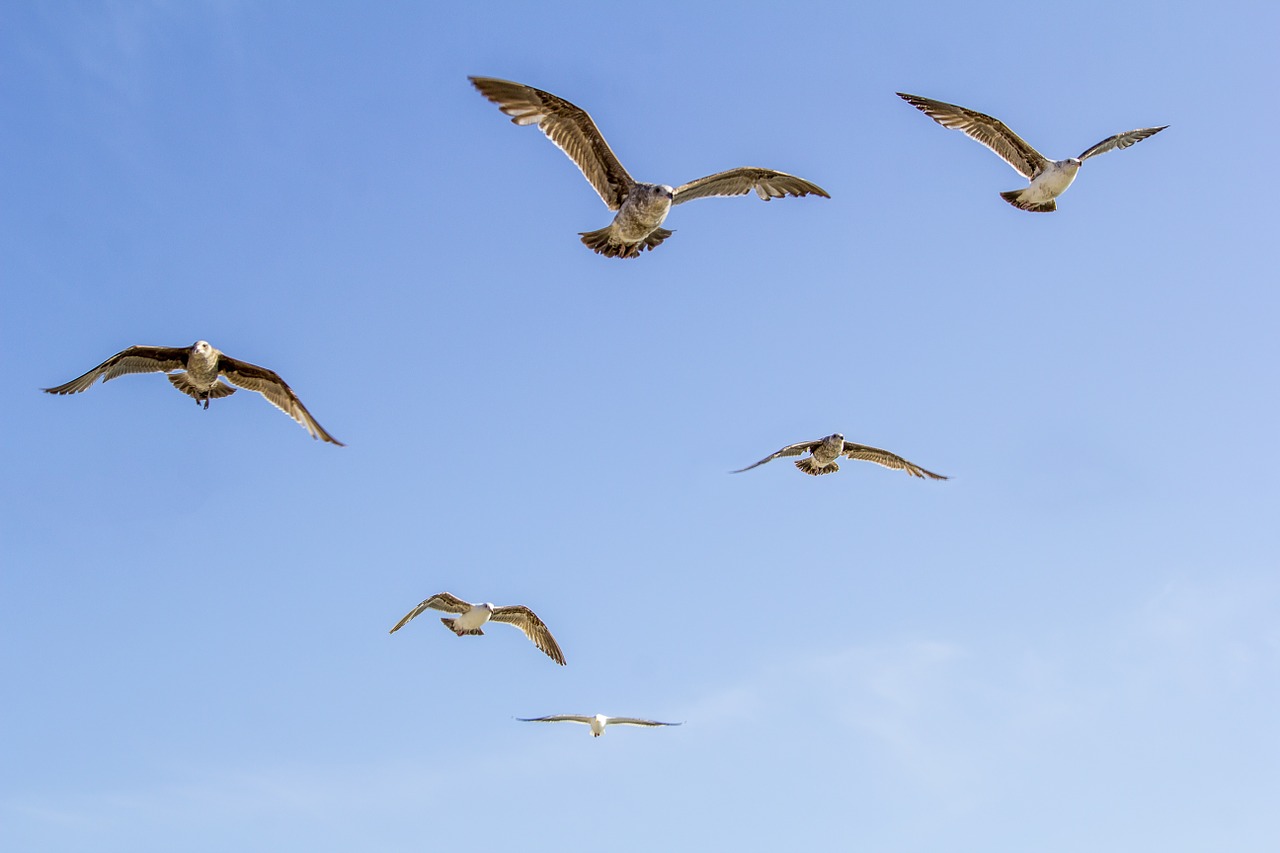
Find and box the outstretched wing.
[673,168,830,204]
[607,717,682,728]
[1077,125,1168,161]
[731,440,823,473]
[217,356,343,445]
[469,76,635,210]
[841,441,948,480]
[896,93,1049,179]
[389,592,471,634]
[517,715,593,725]
[43,345,190,395]
[491,605,566,666]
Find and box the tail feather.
[795,457,839,476]
[578,226,674,258]
[1000,190,1056,213]
[166,374,236,401]
[441,617,483,637]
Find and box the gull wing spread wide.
[517,715,594,725]
[469,76,635,210]
[673,168,830,204]
[731,440,823,473]
[43,345,191,395]
[896,93,1050,179]
[603,717,682,728]
[840,442,949,480]
[490,605,566,666]
[389,592,472,634]
[1077,125,1168,161]
[217,356,343,445]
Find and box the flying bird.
[517,714,682,738]
[42,341,343,444]
[733,433,948,478]
[389,592,566,666]
[896,92,1167,212]
[470,76,830,258]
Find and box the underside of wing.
[469,76,634,210]
[43,345,189,395]
[673,168,830,204]
[1078,125,1168,161]
[842,442,948,480]
[896,93,1048,179]
[608,717,681,728]
[389,592,471,634]
[732,440,822,473]
[218,356,343,445]
[491,605,566,665]
[517,715,593,725]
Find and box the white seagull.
[517,714,682,738]
[470,76,830,258]
[734,432,948,479]
[896,92,1167,212]
[43,341,343,444]
[389,592,566,666]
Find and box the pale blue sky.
[3,2,1278,851]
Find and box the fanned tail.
[795,457,839,476]
[578,226,674,258]
[441,617,483,637]
[1000,190,1056,213]
[166,373,236,401]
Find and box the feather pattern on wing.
[469,76,634,210]
[1077,125,1168,161]
[517,715,594,725]
[605,717,682,728]
[841,442,949,480]
[731,440,823,473]
[217,356,343,445]
[43,346,190,395]
[896,93,1049,179]
[490,605,566,665]
[673,168,830,204]
[389,592,471,634]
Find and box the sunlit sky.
[3,2,1279,851]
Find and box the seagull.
[517,714,682,738]
[733,432,948,478]
[389,592,566,666]
[42,341,343,444]
[470,76,830,258]
[896,92,1167,212]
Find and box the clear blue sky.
[3,2,1278,851]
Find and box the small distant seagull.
[733,432,948,479]
[389,592,566,666]
[470,76,830,258]
[896,92,1167,212]
[517,714,682,738]
[42,341,342,444]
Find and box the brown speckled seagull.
[389,592,566,666]
[470,76,830,258]
[896,92,1166,212]
[733,433,947,479]
[42,341,343,445]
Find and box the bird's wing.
[517,715,593,725]
[469,76,634,210]
[217,356,343,445]
[491,605,566,665]
[43,345,189,394]
[1077,125,1168,161]
[673,168,830,204]
[731,440,823,473]
[606,717,682,728]
[896,93,1049,179]
[389,592,471,634]
[841,442,949,480]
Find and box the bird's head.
[830,432,845,443]
[655,184,675,201]
[193,341,213,354]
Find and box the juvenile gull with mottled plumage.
[470,76,830,258]
[389,592,566,666]
[896,92,1166,212]
[733,433,947,479]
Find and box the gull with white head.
[43,341,342,444]
[470,76,830,258]
[896,92,1167,212]
[517,714,682,738]
[389,592,565,666]
[734,432,948,479]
